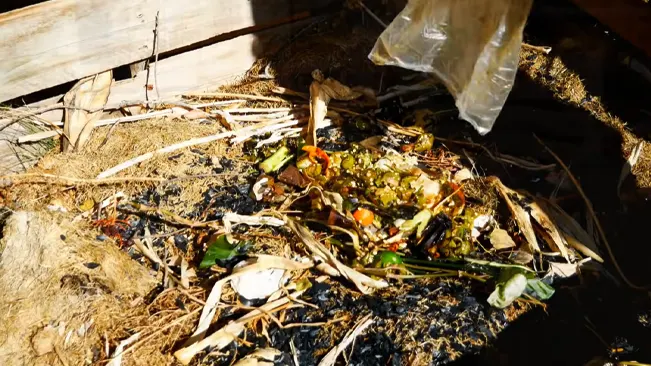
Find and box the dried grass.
[518,48,651,188]
[5,117,248,214]
[0,211,156,366]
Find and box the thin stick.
[96,128,229,178]
[17,109,175,143]
[358,1,388,28]
[123,202,222,229]
[534,134,650,290]
[153,11,161,100]
[226,107,294,114]
[438,137,556,171]
[522,43,552,54]
[183,92,287,103]
[0,105,96,132]
[194,100,246,108]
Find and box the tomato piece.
[353,207,375,226]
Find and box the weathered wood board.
[0,18,313,174]
[0,0,336,103]
[12,18,311,126]
[569,0,651,58]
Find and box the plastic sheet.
[368,0,533,135]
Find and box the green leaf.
[525,278,555,300]
[295,277,313,292]
[199,234,241,269]
[487,272,528,308]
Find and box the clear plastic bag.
[368,0,533,135]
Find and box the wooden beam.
[0,0,336,103]
[568,0,651,58]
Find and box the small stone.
[84,262,100,269]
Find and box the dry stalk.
[534,134,651,290]
[122,202,222,230]
[96,116,302,178]
[184,92,287,103]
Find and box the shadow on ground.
[253,1,651,365]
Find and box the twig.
[122,202,222,229]
[194,100,246,108]
[0,105,97,132]
[357,1,388,28]
[522,43,552,54]
[17,109,176,143]
[225,107,294,114]
[534,134,651,290]
[183,92,287,103]
[271,87,309,100]
[438,137,556,171]
[153,11,161,100]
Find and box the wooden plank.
[0,21,305,174]
[568,0,651,58]
[7,18,314,141]
[0,0,336,103]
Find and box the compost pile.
[0,8,632,366]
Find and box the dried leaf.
[185,256,313,347]
[176,291,305,365]
[310,186,345,213]
[306,70,372,146]
[359,136,384,151]
[537,198,603,262]
[223,213,285,232]
[62,71,112,152]
[563,234,604,263]
[528,200,571,262]
[509,250,534,264]
[285,216,388,294]
[107,332,140,366]
[491,177,540,252]
[278,165,311,188]
[545,262,579,279]
[233,348,281,366]
[489,228,516,249]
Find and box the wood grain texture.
[10,18,312,139]
[0,0,334,103]
[568,0,651,58]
